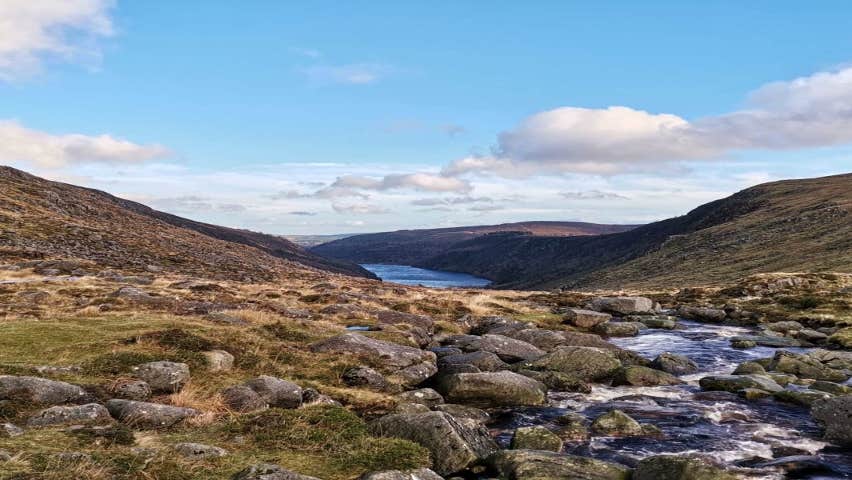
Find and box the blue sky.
[2,1,851,234]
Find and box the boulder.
[0,376,88,406]
[731,339,757,349]
[773,389,833,406]
[590,297,654,315]
[300,388,340,407]
[232,463,322,480]
[133,361,190,393]
[810,381,851,395]
[808,349,852,370]
[369,411,498,475]
[310,333,437,386]
[436,371,546,407]
[342,366,389,391]
[732,361,766,375]
[469,316,529,336]
[511,426,563,452]
[630,315,677,329]
[432,404,489,428]
[563,309,612,329]
[375,310,435,331]
[439,351,508,372]
[174,442,228,460]
[106,399,199,428]
[590,410,644,437]
[395,388,444,408]
[611,366,684,387]
[811,394,852,446]
[730,335,800,348]
[677,306,727,322]
[698,375,783,393]
[633,454,739,480]
[554,413,590,441]
[651,353,698,375]
[27,403,111,427]
[242,376,303,409]
[506,329,568,351]
[766,321,804,333]
[767,351,848,382]
[359,469,443,480]
[1,423,23,438]
[222,385,268,413]
[516,370,592,393]
[594,322,642,337]
[522,346,621,382]
[203,350,234,372]
[109,379,151,401]
[487,449,631,480]
[451,334,546,363]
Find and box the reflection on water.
[361,264,491,288]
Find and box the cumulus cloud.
[0,0,115,80]
[411,196,492,206]
[149,196,246,214]
[560,190,629,200]
[331,173,471,193]
[299,63,392,85]
[0,120,170,168]
[442,66,852,177]
[331,202,390,215]
[288,211,318,216]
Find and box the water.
[492,320,852,479]
[360,264,491,288]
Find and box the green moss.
[259,322,313,343]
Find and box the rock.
[651,353,698,375]
[631,315,677,329]
[677,306,727,322]
[754,456,840,477]
[487,449,631,480]
[564,309,612,329]
[522,346,621,382]
[511,426,563,452]
[222,385,268,413]
[516,370,592,393]
[1,423,23,438]
[203,350,234,372]
[359,469,443,480]
[27,403,111,427]
[369,411,498,475]
[393,402,430,414]
[810,381,851,395]
[429,346,463,358]
[811,394,852,446]
[300,388,340,407]
[633,454,738,480]
[375,310,435,331]
[52,451,92,464]
[766,321,804,333]
[204,312,249,326]
[310,333,437,387]
[342,366,389,391]
[741,388,772,401]
[794,328,829,342]
[730,335,799,348]
[106,399,199,428]
[773,389,833,406]
[439,351,508,372]
[590,410,644,437]
[232,463,322,480]
[452,334,546,363]
[554,413,590,441]
[133,361,190,393]
[110,379,151,401]
[808,349,852,370]
[396,388,444,408]
[829,327,852,348]
[611,366,684,387]
[731,339,756,349]
[433,404,489,427]
[699,374,783,393]
[733,361,766,375]
[594,322,642,337]
[174,442,228,460]
[590,296,654,315]
[767,351,848,382]
[436,371,546,407]
[469,316,530,336]
[0,450,10,462]
[506,329,568,351]
[242,376,303,409]
[0,375,88,406]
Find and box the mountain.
[284,234,357,248]
[310,221,639,266]
[420,173,852,290]
[0,166,376,281]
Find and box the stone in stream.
[439,351,509,372]
[808,349,852,370]
[447,334,546,363]
[754,456,840,478]
[698,374,783,393]
[369,411,498,475]
[732,361,766,375]
[510,426,563,452]
[593,322,643,337]
[516,369,592,393]
[27,403,111,427]
[633,454,739,480]
[435,371,547,407]
[651,352,699,375]
[0,375,89,406]
[611,365,684,387]
[232,463,321,480]
[105,399,199,428]
[589,296,654,315]
[506,328,569,351]
[629,315,677,329]
[811,394,852,446]
[554,412,590,441]
[810,380,851,395]
[677,306,727,322]
[359,469,443,480]
[522,346,621,382]
[590,410,644,437]
[773,389,833,406]
[730,335,800,348]
[433,404,489,428]
[767,351,848,382]
[731,339,757,349]
[486,449,631,480]
[766,321,804,333]
[132,361,190,393]
[563,308,612,329]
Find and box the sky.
[2,1,852,235]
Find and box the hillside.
[310,221,638,266]
[421,173,852,290]
[0,166,376,281]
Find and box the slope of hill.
[310,221,638,265]
[284,234,356,248]
[421,173,852,290]
[0,166,376,281]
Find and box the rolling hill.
[0,166,376,281]
[310,221,638,266]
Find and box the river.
[361,264,491,289]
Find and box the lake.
[360,264,491,288]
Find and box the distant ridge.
[0,166,376,281]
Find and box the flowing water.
[360,264,491,288]
[492,320,852,479]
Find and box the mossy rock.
[510,426,563,452]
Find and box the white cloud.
[561,190,629,200]
[298,63,392,85]
[331,202,390,215]
[331,173,471,193]
[0,0,115,80]
[0,120,170,168]
[411,196,492,206]
[443,66,852,177]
